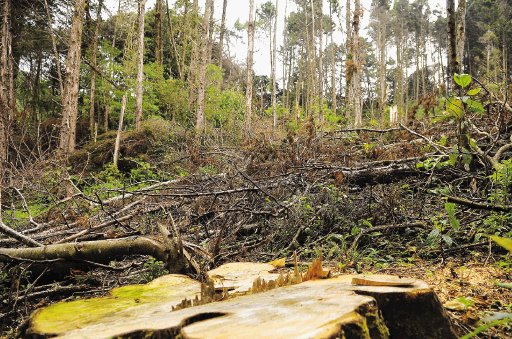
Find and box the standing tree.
[135,0,146,130]
[88,0,104,139]
[257,1,278,128]
[455,0,466,73]
[370,0,389,122]
[446,0,457,81]
[59,0,87,155]
[0,0,13,222]
[155,0,164,66]
[218,0,228,68]
[245,0,256,131]
[195,0,214,135]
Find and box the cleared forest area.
[0,0,511,337]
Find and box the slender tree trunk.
[271,0,278,129]
[446,0,457,83]
[218,0,228,68]
[245,0,255,131]
[318,0,324,123]
[0,0,14,222]
[352,0,362,127]
[155,0,163,66]
[345,0,352,119]
[165,0,182,78]
[377,6,387,124]
[112,0,121,47]
[89,0,103,140]
[195,0,214,135]
[329,0,337,115]
[135,0,146,130]
[43,0,64,95]
[59,0,87,155]
[113,95,126,168]
[187,0,200,109]
[455,0,466,74]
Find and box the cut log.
[27,264,456,339]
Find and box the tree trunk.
[187,0,200,109]
[455,0,466,74]
[245,0,255,132]
[352,0,362,127]
[195,0,214,135]
[135,0,146,130]
[43,0,64,95]
[89,0,103,140]
[0,0,13,223]
[446,0,457,82]
[271,0,278,129]
[377,6,387,124]
[344,0,352,119]
[113,95,126,168]
[318,0,324,123]
[59,0,87,155]
[218,0,228,68]
[155,0,163,66]
[329,0,337,116]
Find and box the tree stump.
[27,263,456,338]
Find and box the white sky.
[105,0,447,78]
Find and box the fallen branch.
[0,237,183,272]
[0,221,42,247]
[446,195,512,212]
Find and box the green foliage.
[141,258,169,283]
[489,235,512,253]
[454,73,472,88]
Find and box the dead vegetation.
[1,107,512,337]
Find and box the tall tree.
[135,0,146,130]
[455,0,466,73]
[446,0,457,80]
[155,0,163,66]
[218,0,228,68]
[352,0,362,126]
[0,0,13,222]
[59,0,87,155]
[245,0,256,131]
[195,0,214,135]
[272,0,279,128]
[370,0,389,122]
[88,0,104,139]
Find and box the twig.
[0,221,42,247]
[446,195,512,212]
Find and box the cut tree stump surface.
[28,263,456,339]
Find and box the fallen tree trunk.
[0,236,183,272]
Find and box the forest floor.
[1,116,511,337]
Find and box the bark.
[187,0,200,108]
[0,221,42,248]
[0,237,170,265]
[59,0,87,155]
[376,5,387,122]
[155,0,163,66]
[329,0,336,115]
[135,0,146,130]
[165,0,182,78]
[113,95,126,168]
[318,0,324,123]
[446,0,457,81]
[455,0,466,73]
[88,0,104,139]
[218,0,228,68]
[271,0,278,129]
[195,0,214,135]
[352,0,362,127]
[245,0,255,131]
[43,0,64,95]
[344,0,352,119]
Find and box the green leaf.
[489,235,512,253]
[467,87,481,96]
[496,282,512,290]
[446,98,464,119]
[445,202,461,230]
[454,73,472,88]
[466,99,485,113]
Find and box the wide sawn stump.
[27,262,456,338]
